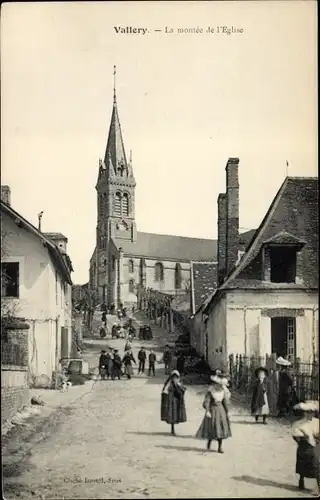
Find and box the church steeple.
[104,66,133,179]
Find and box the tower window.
[175,263,182,289]
[115,192,121,216]
[99,195,104,217]
[129,279,135,293]
[123,193,129,216]
[155,262,164,282]
[128,259,134,273]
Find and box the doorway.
[271,317,296,361]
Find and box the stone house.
[189,224,255,361]
[1,187,73,383]
[202,159,318,368]
[89,71,216,308]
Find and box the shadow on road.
[231,420,255,425]
[127,431,195,439]
[232,475,308,493]
[155,444,204,453]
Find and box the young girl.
[196,374,231,453]
[251,367,271,424]
[161,370,187,435]
[292,401,320,494]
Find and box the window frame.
[154,262,164,282]
[1,261,20,298]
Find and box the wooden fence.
[229,353,319,414]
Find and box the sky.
[1,1,317,284]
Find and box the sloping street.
[2,315,316,499]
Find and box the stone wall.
[1,320,30,424]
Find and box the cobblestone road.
[3,314,317,499]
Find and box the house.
[89,69,216,308]
[189,231,255,360]
[202,159,319,368]
[1,186,74,383]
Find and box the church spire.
[104,66,129,176]
[113,64,116,104]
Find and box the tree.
[73,286,99,332]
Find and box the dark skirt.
[161,391,187,424]
[296,440,318,478]
[196,404,231,441]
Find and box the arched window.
[175,263,182,289]
[123,193,129,216]
[129,279,135,293]
[155,262,164,282]
[128,259,134,273]
[115,192,121,216]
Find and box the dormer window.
[270,247,296,283]
[262,231,306,284]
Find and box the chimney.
[225,158,239,275]
[1,185,11,206]
[217,193,227,285]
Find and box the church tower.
[95,66,137,253]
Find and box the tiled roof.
[43,232,68,241]
[191,262,218,313]
[1,202,72,285]
[115,231,217,262]
[222,177,318,290]
[263,231,305,246]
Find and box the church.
[89,69,217,308]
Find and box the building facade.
[1,188,73,382]
[202,160,318,366]
[89,73,216,307]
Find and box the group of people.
[162,344,186,376]
[161,368,231,453]
[160,362,319,494]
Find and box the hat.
[212,368,223,376]
[210,375,224,386]
[293,401,319,412]
[276,356,291,367]
[254,366,269,378]
[171,370,180,378]
[113,349,119,353]
[101,350,106,354]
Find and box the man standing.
[138,347,147,374]
[163,345,172,375]
[148,350,157,377]
[99,350,108,380]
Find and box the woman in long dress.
[161,370,187,436]
[196,375,231,453]
[251,367,271,424]
[292,401,320,493]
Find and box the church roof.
[115,231,217,262]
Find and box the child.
[251,367,271,424]
[292,401,319,494]
[196,374,231,453]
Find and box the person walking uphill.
[122,350,136,380]
[251,367,271,424]
[196,375,231,453]
[138,347,147,374]
[111,349,122,380]
[163,345,172,375]
[148,350,157,376]
[161,370,187,436]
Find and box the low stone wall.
[1,320,30,425]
